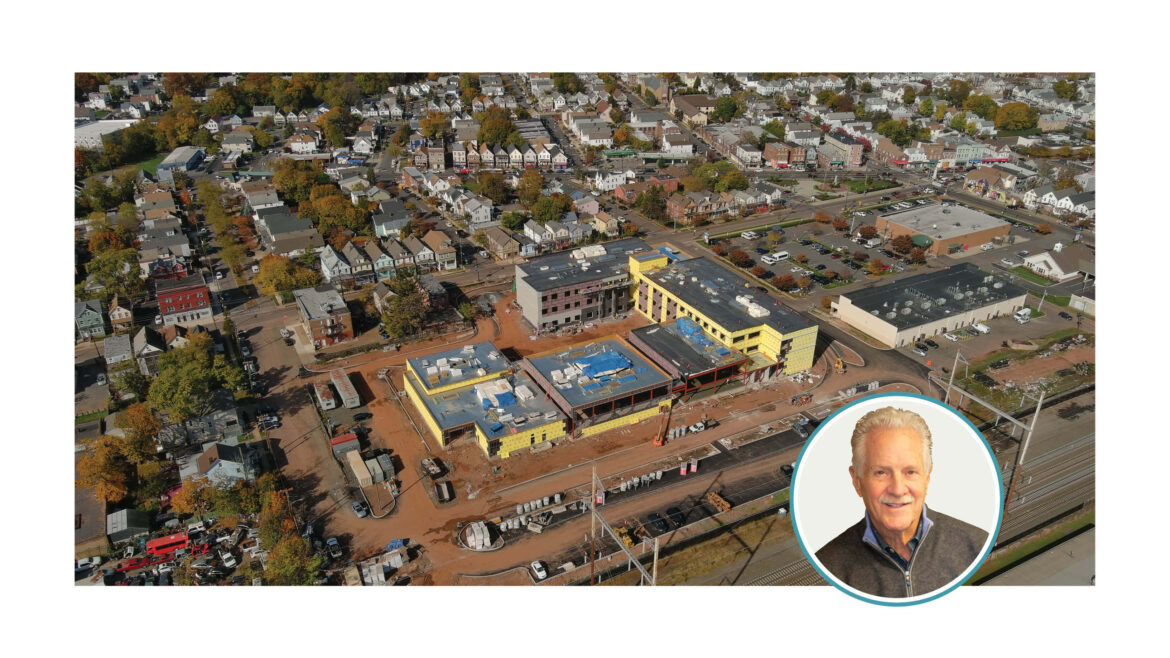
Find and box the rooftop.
[406,370,564,441]
[160,145,204,167]
[293,285,348,322]
[880,204,1009,243]
[407,342,510,393]
[841,263,1027,329]
[644,257,814,335]
[154,272,206,293]
[517,238,650,292]
[630,318,747,378]
[526,336,671,409]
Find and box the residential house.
[107,295,133,334]
[372,199,413,238]
[465,197,495,230]
[132,326,167,376]
[1023,243,1094,282]
[103,333,133,366]
[293,285,353,349]
[196,442,263,487]
[592,210,620,237]
[482,226,519,260]
[363,240,395,281]
[384,239,416,273]
[417,274,449,310]
[422,230,458,271]
[524,220,554,248]
[402,234,435,271]
[320,244,354,286]
[159,391,245,452]
[75,300,107,339]
[288,133,318,153]
[343,242,376,285]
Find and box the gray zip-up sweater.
[815,508,988,598]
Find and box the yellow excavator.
[834,358,846,374]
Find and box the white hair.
[850,406,933,473]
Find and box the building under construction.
[627,317,749,402]
[520,336,674,438]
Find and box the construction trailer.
[346,449,373,487]
[314,382,338,410]
[331,368,361,409]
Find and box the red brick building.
[155,273,212,327]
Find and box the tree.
[829,94,854,113]
[1035,223,1053,235]
[710,244,726,256]
[891,235,915,254]
[531,194,573,224]
[478,171,508,205]
[114,367,150,402]
[859,81,873,93]
[273,159,325,204]
[832,218,848,232]
[867,258,886,274]
[621,222,640,237]
[113,403,162,465]
[643,90,658,107]
[727,249,752,267]
[457,301,476,321]
[477,107,517,146]
[250,126,274,149]
[933,103,947,122]
[963,94,999,121]
[824,270,838,281]
[750,265,767,278]
[634,185,667,221]
[821,296,834,312]
[763,120,785,142]
[949,111,968,132]
[516,169,544,208]
[816,89,836,106]
[419,111,448,140]
[814,210,832,224]
[147,332,222,423]
[902,86,916,105]
[796,253,809,264]
[908,247,926,264]
[858,226,878,239]
[852,250,869,262]
[76,435,131,503]
[82,248,145,301]
[773,274,797,291]
[995,102,1038,131]
[255,254,322,297]
[500,211,526,232]
[711,96,738,123]
[946,79,971,105]
[1053,79,1079,101]
[266,535,324,586]
[797,276,812,290]
[170,477,213,518]
[919,97,933,116]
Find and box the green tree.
[147,332,222,423]
[963,94,999,121]
[500,211,526,232]
[859,81,874,93]
[531,194,573,224]
[266,535,324,586]
[816,89,837,106]
[933,103,947,122]
[902,86,916,105]
[946,79,971,105]
[419,111,448,140]
[762,120,786,141]
[1053,79,1079,101]
[457,301,476,321]
[949,111,968,132]
[114,366,151,402]
[919,97,933,116]
[634,186,666,221]
[82,248,145,300]
[476,106,516,146]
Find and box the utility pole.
[590,465,596,586]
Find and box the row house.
[402,234,435,272]
[763,141,807,168]
[320,244,354,286]
[482,226,520,260]
[155,273,212,327]
[422,230,458,271]
[294,285,353,349]
[342,242,376,285]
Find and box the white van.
[772,251,789,261]
[971,322,991,334]
[761,254,780,265]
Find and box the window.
[732,335,745,343]
[748,331,761,340]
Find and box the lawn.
[843,179,899,194]
[75,409,109,425]
[813,192,841,201]
[767,178,798,186]
[971,508,1094,582]
[1011,266,1058,286]
[136,152,168,175]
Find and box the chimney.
[1053,242,1063,252]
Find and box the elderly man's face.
[850,425,931,547]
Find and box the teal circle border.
[789,391,1005,606]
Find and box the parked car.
[755,247,769,255]
[943,333,959,342]
[648,512,670,534]
[980,242,995,251]
[666,506,685,527]
[240,344,251,356]
[96,373,107,386]
[924,339,939,349]
[793,423,809,438]
[911,346,928,357]
[218,549,238,569]
[1059,311,1074,320]
[326,537,343,559]
[354,412,373,422]
[815,264,826,270]
[531,560,547,581]
[688,422,706,434]
[740,231,759,240]
[351,500,369,518]
[215,270,225,280]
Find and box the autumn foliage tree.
[727,249,752,267]
[891,235,915,254]
[750,265,767,278]
[255,254,322,297]
[867,258,887,274]
[113,403,162,465]
[858,225,878,240]
[832,218,848,232]
[773,274,797,291]
[814,210,832,224]
[76,435,132,503]
[796,253,809,264]
[517,169,545,208]
[1035,223,1053,235]
[908,248,927,264]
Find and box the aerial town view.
[72,71,1095,589]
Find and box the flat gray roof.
[293,285,347,322]
[630,319,746,378]
[160,145,204,168]
[407,342,510,392]
[526,337,671,409]
[842,263,1026,329]
[881,204,1009,243]
[406,370,565,441]
[517,237,650,292]
[644,257,814,335]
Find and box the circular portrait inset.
[791,393,1001,605]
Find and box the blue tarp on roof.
[482,398,492,409]
[495,391,516,408]
[618,375,637,384]
[576,352,631,379]
[716,347,731,356]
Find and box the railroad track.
[743,559,827,587]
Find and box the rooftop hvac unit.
[904,300,913,306]
[978,287,988,294]
[953,292,964,300]
[921,301,931,309]
[901,307,912,315]
[993,281,1004,288]
[886,311,898,320]
[488,351,501,360]
[691,276,698,282]
[871,310,880,316]
[436,358,449,368]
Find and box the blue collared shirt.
[863,504,933,571]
